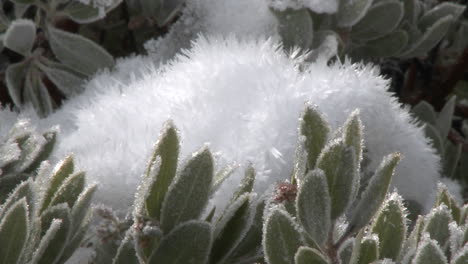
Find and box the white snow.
[267,0,339,14]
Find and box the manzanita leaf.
[35,60,84,96]
[294,246,329,264]
[160,147,213,232]
[10,0,35,4]
[71,184,97,232]
[443,142,462,180]
[24,129,57,174]
[24,70,54,117]
[411,100,437,125]
[0,198,29,264]
[50,171,85,209]
[355,30,409,58]
[358,235,379,264]
[316,140,356,220]
[38,204,71,264]
[300,105,330,170]
[435,184,461,224]
[412,235,447,264]
[0,179,33,220]
[211,193,252,263]
[228,199,265,263]
[400,15,453,58]
[436,96,456,141]
[145,121,179,219]
[401,215,424,258]
[338,239,354,264]
[48,26,114,76]
[230,165,255,203]
[336,0,373,27]
[112,231,139,264]
[39,155,74,213]
[296,169,331,247]
[351,0,404,41]
[349,153,400,233]
[3,19,35,56]
[424,205,452,249]
[452,244,468,264]
[371,193,406,260]
[402,0,418,24]
[263,208,303,264]
[148,220,212,264]
[31,219,62,264]
[153,0,185,27]
[62,1,103,24]
[424,123,444,156]
[418,2,466,31]
[5,60,29,107]
[273,8,314,50]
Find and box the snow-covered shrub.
[0,36,442,212]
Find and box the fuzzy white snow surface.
[6,36,437,212]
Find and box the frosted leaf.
[296,169,330,246]
[31,219,63,263]
[64,247,96,264]
[3,19,35,56]
[40,156,74,213]
[423,204,452,249]
[263,208,303,264]
[412,234,448,264]
[50,171,86,208]
[133,156,161,218]
[336,0,373,27]
[436,96,456,141]
[0,141,21,168]
[358,234,379,264]
[448,221,464,258]
[0,198,29,264]
[451,244,468,264]
[148,220,212,264]
[211,193,254,263]
[294,246,328,264]
[338,238,354,264]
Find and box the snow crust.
[0,36,441,212]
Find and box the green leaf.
[411,101,437,125]
[40,155,74,213]
[424,205,452,249]
[0,179,33,220]
[3,19,35,56]
[145,121,179,219]
[424,123,444,156]
[336,0,373,27]
[48,26,114,76]
[272,8,314,50]
[211,164,236,194]
[351,0,404,41]
[148,220,212,264]
[24,129,57,174]
[228,199,265,262]
[316,140,356,220]
[10,0,35,4]
[152,0,185,27]
[36,60,84,97]
[5,60,30,107]
[300,105,330,171]
[412,235,447,264]
[62,1,102,24]
[296,169,330,247]
[211,193,252,263]
[342,110,363,199]
[436,96,456,141]
[452,245,468,264]
[50,171,85,209]
[435,184,461,224]
[371,193,406,260]
[338,239,354,264]
[349,153,400,233]
[160,147,213,232]
[31,219,62,264]
[263,208,303,264]
[400,15,454,58]
[0,198,29,264]
[294,246,329,264]
[38,204,71,264]
[354,30,409,58]
[357,235,379,264]
[112,231,139,264]
[71,184,97,232]
[402,0,419,24]
[442,142,462,179]
[24,70,53,117]
[230,164,255,203]
[418,2,466,31]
